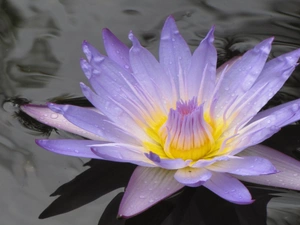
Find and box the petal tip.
[47,103,64,114]
[128,31,141,48]
[102,28,113,41]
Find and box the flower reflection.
[22,16,300,218]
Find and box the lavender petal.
[118,166,183,218]
[91,144,155,167]
[36,139,103,158]
[102,28,131,71]
[21,104,101,140]
[234,145,300,190]
[174,167,212,187]
[47,103,140,145]
[159,16,191,99]
[187,26,217,102]
[207,156,277,176]
[203,172,254,204]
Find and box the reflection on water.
[1,0,300,224]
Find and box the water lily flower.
[21,16,300,218]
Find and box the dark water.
[2,0,300,224]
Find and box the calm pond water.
[1,0,300,224]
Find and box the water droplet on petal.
[292,104,299,112]
[50,113,58,119]
[149,199,154,203]
[139,195,146,199]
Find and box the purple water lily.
[22,16,300,218]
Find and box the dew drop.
[124,65,130,69]
[293,173,298,177]
[94,56,103,62]
[74,150,79,153]
[50,113,58,119]
[139,195,146,199]
[149,199,154,203]
[292,104,299,112]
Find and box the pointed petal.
[145,152,191,169]
[174,167,212,187]
[118,167,184,218]
[21,104,102,140]
[216,56,241,78]
[80,83,150,142]
[234,145,300,190]
[186,27,217,102]
[225,115,280,156]
[215,38,273,117]
[207,156,277,176]
[203,172,254,204]
[159,16,191,99]
[47,103,139,145]
[91,144,155,167]
[191,155,234,168]
[231,48,300,121]
[250,98,300,127]
[102,28,131,71]
[36,139,103,158]
[224,38,273,93]
[129,32,172,107]
[80,44,164,130]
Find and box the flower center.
[143,98,227,161]
[157,97,217,160]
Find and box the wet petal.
[174,167,212,187]
[250,98,300,127]
[159,16,191,99]
[203,172,254,204]
[80,83,151,143]
[186,27,217,102]
[48,103,139,144]
[216,56,241,78]
[102,28,131,71]
[80,44,166,129]
[118,166,183,218]
[231,48,300,121]
[91,144,155,167]
[207,156,277,176]
[215,38,273,111]
[191,155,234,168]
[21,104,101,140]
[225,115,280,156]
[234,145,300,190]
[36,139,103,158]
[129,32,172,108]
[145,152,191,169]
